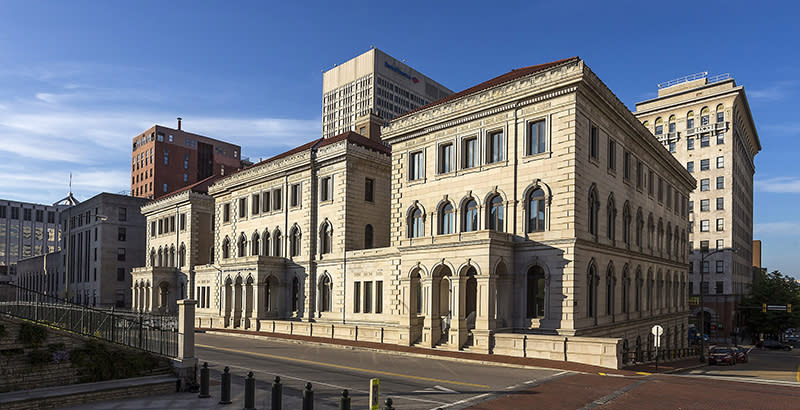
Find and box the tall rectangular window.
[117,248,126,261]
[164,149,169,165]
[716,260,725,274]
[364,281,373,313]
[687,161,694,173]
[636,161,643,189]
[118,227,126,242]
[320,177,332,201]
[117,268,125,282]
[274,189,282,210]
[700,159,710,171]
[375,281,383,314]
[438,143,453,173]
[623,151,631,180]
[700,179,710,191]
[590,125,599,160]
[700,220,709,232]
[715,281,723,294]
[151,221,156,237]
[700,199,709,211]
[410,151,425,179]
[252,194,260,215]
[716,197,724,210]
[365,178,374,202]
[290,183,301,207]
[716,239,724,250]
[462,137,477,169]
[487,130,503,163]
[701,135,710,147]
[180,213,186,230]
[717,133,725,144]
[239,198,247,217]
[716,156,724,168]
[262,192,271,212]
[716,218,724,231]
[353,282,361,313]
[716,176,724,189]
[528,119,546,155]
[687,137,695,150]
[607,139,616,171]
[658,178,664,201]
[687,118,694,130]
[223,203,230,222]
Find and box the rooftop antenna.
[69,172,72,194]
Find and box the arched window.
[622,202,632,247]
[526,265,546,318]
[238,233,247,257]
[319,223,332,255]
[674,227,680,260]
[364,224,374,249]
[622,267,630,314]
[319,275,332,312]
[635,208,644,249]
[290,226,302,257]
[700,106,710,125]
[178,243,186,267]
[222,237,230,259]
[686,110,695,130]
[488,195,504,232]
[150,249,156,267]
[606,264,616,316]
[657,219,664,254]
[262,229,270,256]
[588,186,599,240]
[408,207,424,238]
[438,202,454,235]
[291,277,299,311]
[251,232,260,256]
[647,270,654,312]
[647,214,654,252]
[588,262,598,319]
[169,245,175,267]
[666,222,673,258]
[606,194,616,243]
[635,267,642,313]
[273,230,282,257]
[654,117,663,135]
[668,114,676,133]
[527,188,546,232]
[411,271,423,315]
[716,104,725,123]
[463,199,478,232]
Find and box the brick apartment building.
[130,118,242,200]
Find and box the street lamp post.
[698,247,736,362]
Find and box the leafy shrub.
[69,341,166,383]
[17,323,47,348]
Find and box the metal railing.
[622,346,700,366]
[0,283,178,358]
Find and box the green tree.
[742,270,800,337]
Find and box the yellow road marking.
[636,372,652,376]
[796,364,799,383]
[196,343,490,389]
[598,372,607,376]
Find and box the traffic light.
[763,303,767,313]
[789,304,792,313]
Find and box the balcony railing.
[685,121,728,136]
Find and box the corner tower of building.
[634,73,761,341]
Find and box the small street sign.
[369,378,380,410]
[767,305,788,311]
[652,325,663,348]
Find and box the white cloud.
[749,81,798,101]
[756,177,800,193]
[754,222,800,235]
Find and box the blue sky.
[0,1,797,275]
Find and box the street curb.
[200,329,598,375]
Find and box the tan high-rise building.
[322,48,453,139]
[635,73,761,341]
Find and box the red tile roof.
[393,56,580,120]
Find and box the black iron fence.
[0,283,178,358]
[622,346,700,366]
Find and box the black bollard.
[302,382,314,410]
[271,376,282,410]
[198,362,210,398]
[243,371,256,410]
[384,398,395,410]
[338,389,351,410]
[219,366,232,405]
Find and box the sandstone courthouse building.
[132,57,696,368]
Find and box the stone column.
[450,276,467,348]
[421,277,439,347]
[472,275,496,353]
[174,299,198,391]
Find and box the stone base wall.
[0,379,176,410]
[201,317,626,368]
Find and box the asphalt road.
[195,332,565,410]
[679,346,800,384]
